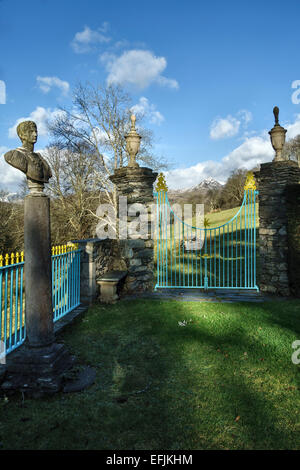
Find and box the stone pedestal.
[98,280,119,303]
[1,343,74,396]
[24,195,54,346]
[109,167,157,294]
[255,161,300,296]
[1,194,74,396]
[97,271,127,303]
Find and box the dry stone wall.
[255,161,300,296]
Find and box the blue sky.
[1,0,300,191]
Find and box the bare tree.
[42,144,105,242]
[0,191,14,253]
[282,135,300,167]
[46,83,166,235]
[205,188,222,212]
[0,190,24,253]
[219,169,248,209]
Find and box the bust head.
[17,120,38,145]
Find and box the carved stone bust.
[4,120,52,194]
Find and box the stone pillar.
[2,193,74,396]
[24,195,54,346]
[255,161,300,296]
[109,167,158,294]
[286,184,300,297]
[1,119,80,396]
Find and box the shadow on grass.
[162,309,299,449]
[258,300,300,336]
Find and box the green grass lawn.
[202,203,259,229]
[0,298,299,450]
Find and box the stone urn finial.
[268,106,287,162]
[125,114,141,168]
[130,114,136,130]
[273,106,279,126]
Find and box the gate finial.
[155,172,168,192]
[244,172,256,190]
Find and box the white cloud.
[149,111,165,125]
[114,39,130,49]
[0,80,6,104]
[222,136,273,172]
[131,97,164,125]
[166,160,225,190]
[165,134,274,190]
[100,49,179,90]
[36,76,70,96]
[286,113,300,139]
[210,109,252,140]
[210,115,240,140]
[156,76,179,90]
[8,106,65,139]
[71,24,111,53]
[238,109,253,125]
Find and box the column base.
[0,343,75,397]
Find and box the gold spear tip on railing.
[155,172,168,192]
[244,172,256,191]
[0,244,79,266]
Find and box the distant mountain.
[168,178,223,198]
[186,177,223,192]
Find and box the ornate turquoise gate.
[154,173,259,291]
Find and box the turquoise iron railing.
[52,245,81,322]
[0,253,25,358]
[154,172,259,291]
[0,244,81,356]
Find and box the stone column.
[255,161,300,296]
[24,194,54,346]
[109,166,158,294]
[2,193,74,396]
[1,120,75,395]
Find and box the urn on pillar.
[268,106,287,162]
[125,114,141,168]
